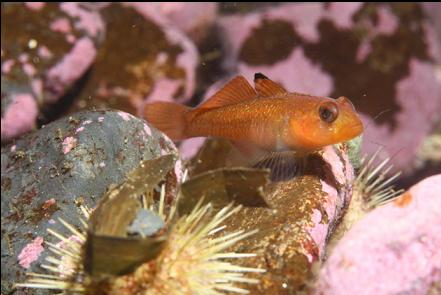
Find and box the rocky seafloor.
[1,2,441,295]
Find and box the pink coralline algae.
[75,126,84,133]
[24,2,45,11]
[239,47,333,96]
[30,78,43,99]
[322,145,346,184]
[315,175,441,295]
[60,2,104,38]
[361,59,441,175]
[375,6,399,35]
[117,111,134,122]
[306,145,354,260]
[49,17,72,34]
[42,198,56,209]
[2,3,104,142]
[155,2,218,43]
[122,3,198,103]
[219,3,441,176]
[37,45,53,59]
[143,123,152,137]
[1,93,38,142]
[22,63,36,76]
[144,78,183,104]
[174,159,183,183]
[46,37,97,103]
[62,136,77,154]
[219,3,361,58]
[67,3,198,118]
[18,53,29,63]
[1,59,15,74]
[219,5,337,95]
[179,137,206,160]
[325,3,362,29]
[18,237,44,269]
[355,6,399,63]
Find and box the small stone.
[127,209,165,237]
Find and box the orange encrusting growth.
[143,74,364,152]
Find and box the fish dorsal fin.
[198,76,257,110]
[254,73,287,97]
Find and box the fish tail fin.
[143,102,191,141]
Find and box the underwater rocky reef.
[1,2,441,295]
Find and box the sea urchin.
[16,186,264,294]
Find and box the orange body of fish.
[144,73,364,153]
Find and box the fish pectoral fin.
[254,73,288,98]
[253,151,305,182]
[197,76,257,110]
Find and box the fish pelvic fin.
[226,141,305,182]
[197,76,257,110]
[143,102,190,141]
[253,151,305,182]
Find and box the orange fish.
[144,74,363,179]
[144,73,363,181]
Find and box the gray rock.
[0,110,178,293]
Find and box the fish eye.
[319,101,339,123]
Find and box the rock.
[235,145,354,293]
[315,175,441,295]
[218,3,441,175]
[189,139,355,293]
[1,3,104,142]
[69,3,198,118]
[0,110,180,293]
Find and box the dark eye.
[319,102,339,123]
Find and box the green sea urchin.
[16,172,263,294]
[354,148,404,208]
[110,201,264,295]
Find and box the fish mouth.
[347,121,364,138]
[352,121,364,132]
[338,120,364,142]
